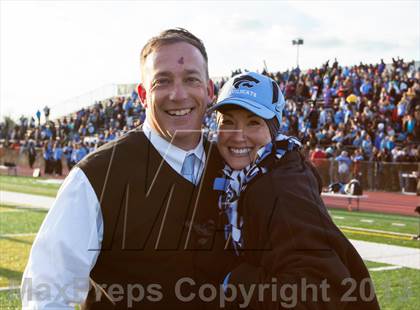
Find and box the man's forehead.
[143,42,206,77]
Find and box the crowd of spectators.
[0,92,147,175]
[1,57,419,177]
[219,58,420,163]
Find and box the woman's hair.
[264,117,280,140]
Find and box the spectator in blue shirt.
[76,143,88,162]
[63,142,73,171]
[42,143,53,175]
[385,135,396,151]
[319,107,328,127]
[360,80,372,97]
[70,144,79,167]
[334,108,345,125]
[353,132,364,148]
[361,135,373,157]
[343,106,353,124]
[405,114,415,134]
[374,132,385,150]
[335,150,352,183]
[53,141,63,176]
[332,131,345,143]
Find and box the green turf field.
[0,199,419,308]
[0,175,61,197]
[329,209,420,248]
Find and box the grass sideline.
[1,204,419,308]
[0,175,61,197]
[1,267,418,310]
[329,209,420,248]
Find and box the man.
[335,150,352,183]
[310,145,329,185]
[43,106,50,123]
[21,28,231,309]
[27,139,37,169]
[52,141,63,176]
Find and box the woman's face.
[217,108,271,170]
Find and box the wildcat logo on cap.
[233,75,260,89]
[210,71,285,124]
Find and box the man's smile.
[165,107,194,116]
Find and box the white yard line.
[391,223,406,227]
[339,225,416,238]
[0,191,55,210]
[0,286,19,292]
[360,219,374,223]
[36,179,64,185]
[0,209,24,212]
[350,239,420,270]
[369,265,404,272]
[0,233,37,238]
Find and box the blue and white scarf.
[213,134,301,251]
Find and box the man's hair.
[140,28,209,79]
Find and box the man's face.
[142,42,213,150]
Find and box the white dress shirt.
[21,119,206,309]
[142,119,206,183]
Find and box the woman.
[211,72,379,309]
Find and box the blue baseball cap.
[210,72,285,124]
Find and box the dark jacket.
[228,150,380,309]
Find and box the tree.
[1,116,16,140]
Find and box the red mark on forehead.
[178,57,184,65]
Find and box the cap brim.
[208,97,275,120]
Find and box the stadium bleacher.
[0,58,419,186]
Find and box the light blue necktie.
[181,153,197,184]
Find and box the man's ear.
[137,84,147,108]
[207,79,215,105]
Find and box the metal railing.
[311,159,419,192]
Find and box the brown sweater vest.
[78,128,231,309]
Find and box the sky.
[1,0,419,120]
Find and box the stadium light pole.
[292,38,304,68]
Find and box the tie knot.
[181,153,197,183]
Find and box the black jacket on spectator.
[228,150,380,309]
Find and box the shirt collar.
[142,117,206,174]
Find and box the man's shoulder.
[78,128,147,169]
